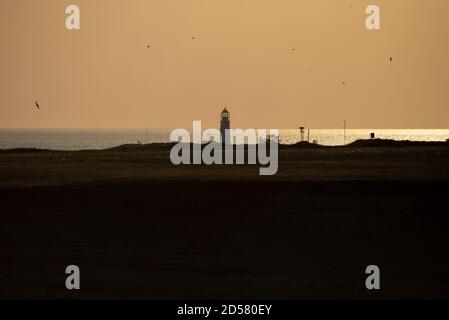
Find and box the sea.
[0,128,448,151]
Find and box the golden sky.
[1,0,448,129]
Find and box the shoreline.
[1,139,449,188]
[0,138,448,153]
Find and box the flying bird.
[191,37,195,40]
[341,82,346,85]
[390,57,393,62]
[35,101,40,109]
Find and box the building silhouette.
[220,107,231,144]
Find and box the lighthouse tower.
[220,107,231,144]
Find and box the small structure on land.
[220,107,231,144]
[299,127,305,142]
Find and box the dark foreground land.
[1,140,449,299]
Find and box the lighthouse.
[220,107,231,144]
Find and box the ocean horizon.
[1,128,448,151]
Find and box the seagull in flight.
[35,101,40,109]
[390,57,393,62]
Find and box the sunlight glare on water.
[0,129,448,150]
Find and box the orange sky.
[1,0,448,129]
